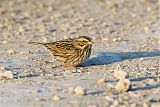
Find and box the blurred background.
[0,0,160,49]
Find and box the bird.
[29,36,93,67]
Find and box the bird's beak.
[88,41,93,44]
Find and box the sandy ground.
[0,0,160,107]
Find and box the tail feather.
[28,42,58,55]
[28,42,44,45]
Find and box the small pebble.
[42,37,48,43]
[87,71,91,74]
[107,84,114,89]
[114,65,127,80]
[52,95,61,101]
[88,18,95,22]
[140,58,144,61]
[144,26,149,33]
[111,100,119,106]
[97,77,106,85]
[0,66,8,70]
[151,103,160,107]
[143,101,148,107]
[19,51,30,55]
[74,86,86,96]
[19,51,25,55]
[63,70,74,77]
[67,87,74,94]
[112,37,122,42]
[103,92,112,96]
[102,37,109,41]
[147,7,151,12]
[18,26,24,33]
[2,41,8,44]
[78,24,83,27]
[7,48,15,54]
[130,103,136,107]
[77,69,82,73]
[105,96,114,102]
[115,78,132,92]
[0,71,14,79]
[112,38,118,42]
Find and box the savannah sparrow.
[29,36,93,67]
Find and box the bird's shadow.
[81,51,160,67]
[14,74,39,79]
[129,76,160,91]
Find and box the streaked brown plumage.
[29,36,93,67]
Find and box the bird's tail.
[28,42,44,45]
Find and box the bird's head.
[73,36,93,49]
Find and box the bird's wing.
[42,41,76,56]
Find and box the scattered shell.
[114,65,127,80]
[7,48,15,54]
[97,77,106,85]
[74,86,86,96]
[0,71,14,79]
[52,95,61,101]
[115,78,132,92]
